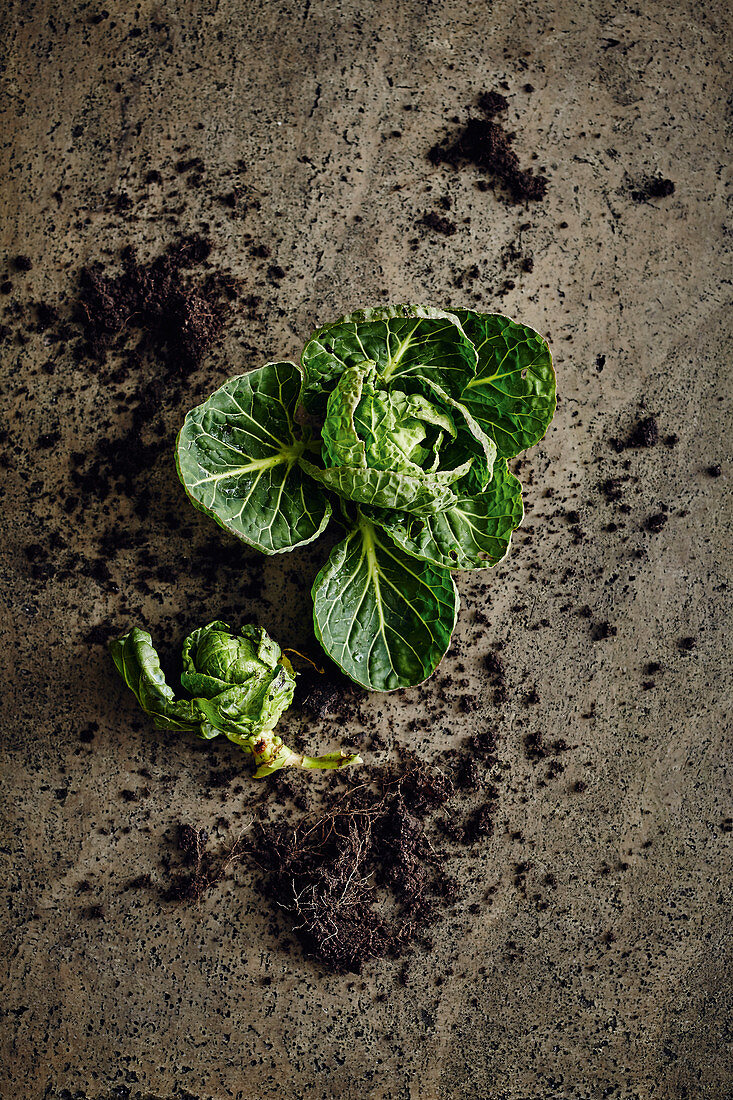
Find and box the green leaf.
[108,628,204,733]
[312,512,459,690]
[176,361,332,554]
[309,362,486,515]
[299,456,465,515]
[301,304,478,416]
[368,459,524,571]
[180,621,281,699]
[415,376,497,495]
[195,669,296,743]
[451,311,556,458]
[320,360,372,469]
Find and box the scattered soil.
[611,414,659,452]
[428,91,548,204]
[524,731,570,763]
[600,476,626,502]
[27,238,243,573]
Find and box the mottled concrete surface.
[1,1,731,1097]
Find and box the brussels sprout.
[300,361,495,516]
[109,621,361,778]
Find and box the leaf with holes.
[176,361,331,554]
[451,310,555,458]
[312,511,459,690]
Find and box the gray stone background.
[1,0,731,1097]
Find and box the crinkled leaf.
[452,311,556,458]
[415,376,496,494]
[108,628,205,734]
[313,363,485,514]
[320,360,371,468]
[301,304,478,416]
[353,384,456,475]
[194,667,296,742]
[299,456,465,515]
[368,459,523,571]
[180,621,281,700]
[176,361,331,554]
[312,513,459,690]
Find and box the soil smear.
[71,234,240,501]
[12,234,254,639]
[630,177,675,203]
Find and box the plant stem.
[251,736,362,779]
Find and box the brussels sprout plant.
[176,306,555,692]
[109,621,361,777]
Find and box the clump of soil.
[158,746,503,973]
[611,414,659,453]
[626,415,659,448]
[591,620,617,641]
[644,512,668,533]
[418,211,458,236]
[251,762,455,972]
[295,663,359,722]
[630,177,675,203]
[76,235,231,370]
[428,92,548,204]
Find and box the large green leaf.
[312,513,459,690]
[176,361,331,554]
[301,304,478,416]
[367,459,523,571]
[451,311,556,458]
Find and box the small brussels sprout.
[109,621,361,778]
